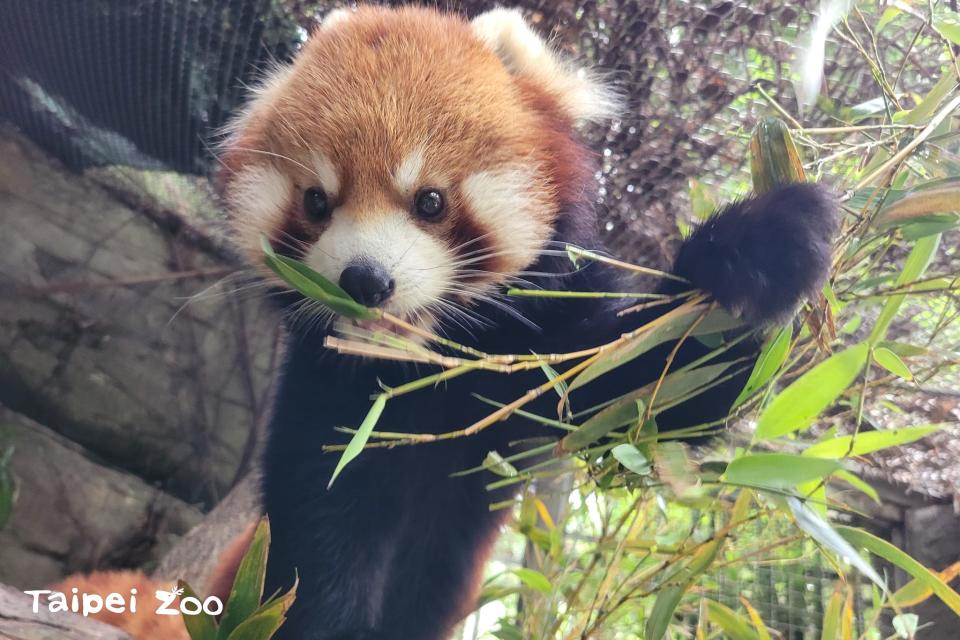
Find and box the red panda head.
[219,6,617,334]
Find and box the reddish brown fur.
[221,6,587,286]
[48,571,189,640]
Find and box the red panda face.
[220,6,616,334]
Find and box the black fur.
[261,183,837,639]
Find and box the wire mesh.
[2,0,957,635]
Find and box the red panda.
[61,6,837,640]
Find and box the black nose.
[338,263,395,307]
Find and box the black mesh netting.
[1,1,947,263]
[1,2,957,636]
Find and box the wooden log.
[0,404,203,589]
[0,127,280,507]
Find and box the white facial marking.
[462,165,552,270]
[393,146,427,195]
[304,211,454,319]
[311,152,340,197]
[229,164,291,258]
[471,8,620,123]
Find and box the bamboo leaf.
[218,518,271,640]
[646,586,685,640]
[754,343,869,441]
[561,399,642,452]
[802,424,942,458]
[611,444,651,475]
[869,235,941,346]
[892,613,919,639]
[834,470,880,504]
[872,347,913,380]
[738,596,772,640]
[483,451,519,478]
[790,501,886,590]
[261,236,378,320]
[225,588,296,640]
[569,307,740,391]
[734,325,792,407]
[510,568,552,594]
[703,600,761,640]
[821,586,844,640]
[890,561,960,608]
[178,581,218,640]
[936,12,960,44]
[328,394,388,488]
[837,526,960,615]
[655,361,737,408]
[750,117,807,193]
[875,179,960,224]
[725,454,840,490]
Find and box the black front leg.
[574,183,838,434]
[671,182,838,325]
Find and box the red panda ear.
[470,8,620,124]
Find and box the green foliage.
[181,518,296,640]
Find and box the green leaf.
[569,307,740,391]
[750,117,807,194]
[872,347,913,380]
[754,343,869,441]
[892,613,919,639]
[790,501,885,590]
[646,585,685,640]
[837,526,960,616]
[611,444,651,475]
[890,561,960,609]
[878,341,929,358]
[734,325,792,407]
[703,600,761,640]
[226,572,297,640]
[561,399,642,452]
[869,235,941,346]
[261,236,378,320]
[218,519,271,640]
[802,424,942,459]
[510,568,552,594]
[483,451,519,478]
[178,581,218,640]
[328,394,388,488]
[224,613,282,640]
[934,12,960,46]
[876,7,901,32]
[536,360,567,399]
[834,470,880,504]
[848,96,887,123]
[875,178,960,225]
[724,454,841,490]
[655,361,737,409]
[894,74,958,124]
[821,587,844,640]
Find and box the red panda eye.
[413,188,445,220]
[303,187,330,222]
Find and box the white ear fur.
[470,8,620,123]
[321,8,353,30]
